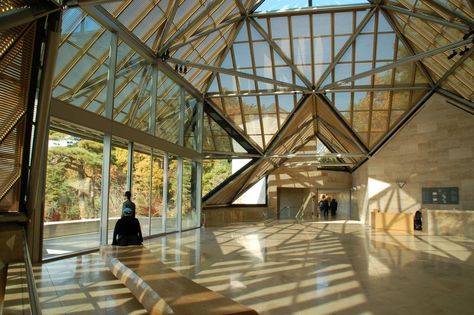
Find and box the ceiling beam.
[321,85,430,93]
[425,0,474,28]
[159,0,225,55]
[203,151,261,158]
[83,5,203,100]
[168,16,244,52]
[282,162,354,167]
[315,7,377,90]
[206,90,306,98]
[248,17,313,88]
[169,57,306,89]
[249,0,265,14]
[204,85,431,98]
[322,38,473,90]
[250,3,374,17]
[234,0,246,15]
[379,7,436,87]
[381,4,470,31]
[265,152,367,158]
[67,0,122,5]
[436,88,474,112]
[434,47,474,89]
[156,0,179,52]
[203,19,245,93]
[0,2,60,31]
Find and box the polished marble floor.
[9,221,474,314]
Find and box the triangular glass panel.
[440,56,474,102]
[53,8,112,116]
[228,20,298,88]
[202,158,252,197]
[203,111,248,154]
[330,88,430,149]
[391,10,467,55]
[390,0,472,36]
[232,177,266,204]
[101,1,166,51]
[322,11,436,149]
[315,9,371,87]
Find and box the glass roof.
[203,112,247,154]
[50,1,474,204]
[255,0,368,12]
[388,1,474,102]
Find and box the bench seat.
[101,245,258,315]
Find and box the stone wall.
[352,93,474,223]
[202,207,268,226]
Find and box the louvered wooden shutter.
[0,21,36,210]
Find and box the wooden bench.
[100,245,259,315]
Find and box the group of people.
[318,194,338,218]
[112,191,143,246]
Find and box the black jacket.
[112,216,143,246]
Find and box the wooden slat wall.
[0,22,36,208]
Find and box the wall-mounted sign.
[422,187,459,204]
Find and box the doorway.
[277,188,313,220]
[317,189,351,220]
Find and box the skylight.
[255,0,368,12]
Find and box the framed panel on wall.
[422,187,459,204]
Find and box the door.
[278,188,311,220]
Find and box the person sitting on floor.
[112,207,143,246]
[122,190,136,217]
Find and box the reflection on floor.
[30,221,474,314]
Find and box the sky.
[256,0,368,12]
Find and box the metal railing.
[23,231,42,315]
[295,205,305,223]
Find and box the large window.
[45,7,203,260]
[133,148,151,237]
[108,140,128,242]
[202,159,232,196]
[182,159,200,230]
[151,150,164,235]
[166,156,179,232]
[43,131,103,259]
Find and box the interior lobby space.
[1,0,474,314]
[5,223,474,314]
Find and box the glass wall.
[202,159,232,196]
[43,130,103,259]
[108,140,128,242]
[53,8,112,115]
[182,159,200,230]
[151,149,164,235]
[166,155,179,232]
[184,95,200,151]
[156,77,181,143]
[44,7,203,260]
[233,178,267,204]
[133,147,151,237]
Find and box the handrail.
[295,205,304,223]
[23,231,42,315]
[295,194,314,223]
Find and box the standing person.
[319,194,329,219]
[123,191,136,218]
[330,198,338,217]
[112,208,143,246]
